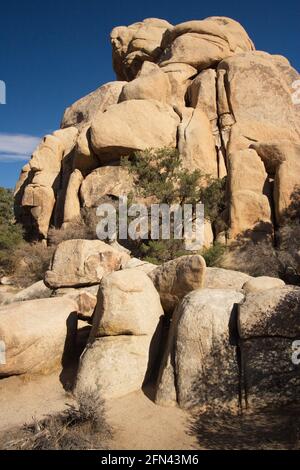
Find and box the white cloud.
[0,133,40,163]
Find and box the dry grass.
[0,392,110,450]
[10,242,55,288]
[47,207,101,246]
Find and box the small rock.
[149,255,206,312]
[242,276,285,293]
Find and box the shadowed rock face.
[14,16,299,248]
[155,288,244,410]
[155,285,300,413]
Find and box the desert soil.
[0,372,197,450]
[1,371,298,450]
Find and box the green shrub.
[0,187,15,224]
[0,187,24,276]
[201,243,227,267]
[138,239,190,265]
[120,148,227,263]
[122,148,227,219]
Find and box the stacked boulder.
[14,16,300,245]
[155,274,300,412]
[3,16,300,414]
[0,296,79,376]
[75,255,206,399]
[76,269,164,399]
[1,246,300,414]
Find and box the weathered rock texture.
[90,269,164,337]
[149,255,206,312]
[0,297,78,376]
[156,285,300,412]
[156,288,244,409]
[76,335,153,400]
[45,239,130,288]
[14,16,300,245]
[2,280,52,305]
[76,268,164,400]
[238,287,300,409]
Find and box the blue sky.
[0,0,299,188]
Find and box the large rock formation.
[14,15,300,244]
[156,284,300,412]
[9,15,300,417]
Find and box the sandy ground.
[1,371,299,450]
[105,388,197,450]
[0,372,197,450]
[0,374,75,433]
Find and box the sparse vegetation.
[0,392,110,450]
[215,187,300,282]
[0,187,24,277]
[277,221,300,284]
[0,186,102,286]
[201,243,227,267]
[10,242,55,288]
[220,225,300,284]
[121,148,227,264]
[122,148,227,218]
[139,239,189,264]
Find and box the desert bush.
[0,392,110,450]
[218,219,300,283]
[48,205,111,246]
[0,223,24,276]
[218,238,300,284]
[122,148,227,221]
[138,239,190,264]
[10,242,55,288]
[0,187,15,224]
[0,187,24,276]
[201,243,227,267]
[120,148,227,264]
[48,219,92,246]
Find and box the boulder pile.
[1,16,299,414]
[14,17,300,245]
[1,247,299,413]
